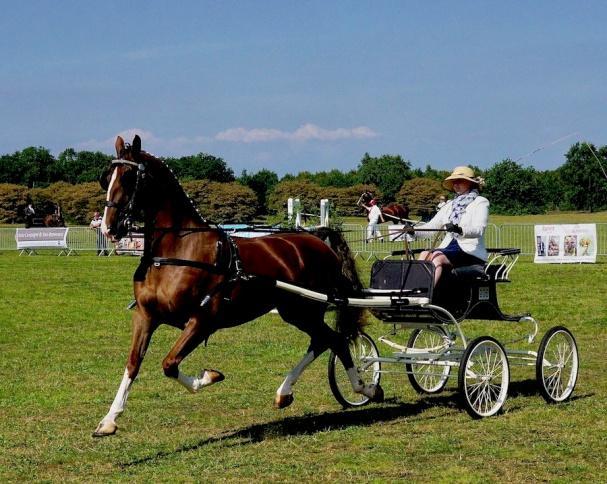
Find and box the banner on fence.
[534,224,596,263]
[15,228,69,249]
[115,233,144,256]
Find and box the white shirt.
[416,196,489,261]
[90,217,102,229]
[368,205,383,224]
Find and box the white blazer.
[416,196,489,262]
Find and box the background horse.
[24,203,65,228]
[358,191,410,223]
[93,135,383,437]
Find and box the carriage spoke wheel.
[406,327,451,394]
[536,326,579,403]
[328,332,381,408]
[458,336,509,418]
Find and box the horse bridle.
[105,158,147,233]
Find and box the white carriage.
[278,248,579,418]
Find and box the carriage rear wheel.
[328,332,381,408]
[406,327,451,394]
[458,336,509,418]
[536,326,579,403]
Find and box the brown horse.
[358,191,410,223]
[93,135,383,437]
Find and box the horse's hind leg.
[275,306,382,408]
[162,315,224,393]
[93,309,155,437]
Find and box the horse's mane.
[139,151,208,225]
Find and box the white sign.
[15,228,69,249]
[534,224,596,263]
[115,233,144,256]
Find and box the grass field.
[0,248,606,482]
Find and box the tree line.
[1,142,606,224]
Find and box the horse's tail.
[314,227,365,337]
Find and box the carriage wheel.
[536,326,579,403]
[458,336,509,418]
[328,332,381,408]
[406,327,451,394]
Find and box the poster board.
[15,228,69,249]
[534,224,596,263]
[115,233,144,256]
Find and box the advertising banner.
[534,224,596,263]
[115,233,144,256]
[15,228,69,249]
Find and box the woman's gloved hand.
[444,223,463,235]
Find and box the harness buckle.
[154,262,160,268]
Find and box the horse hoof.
[203,369,225,384]
[274,393,294,409]
[92,420,117,438]
[371,384,384,403]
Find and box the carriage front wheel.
[536,326,579,403]
[458,336,510,418]
[406,327,451,394]
[328,332,381,407]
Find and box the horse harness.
[107,157,252,309]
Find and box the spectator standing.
[24,204,35,228]
[90,211,108,256]
[362,198,385,242]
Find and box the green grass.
[0,251,606,482]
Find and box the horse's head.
[99,135,145,241]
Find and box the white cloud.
[75,123,378,155]
[215,123,378,143]
[76,129,211,155]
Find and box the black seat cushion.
[451,264,487,282]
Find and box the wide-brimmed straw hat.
[442,166,483,191]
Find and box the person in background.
[24,203,35,228]
[412,166,488,286]
[90,211,108,256]
[362,197,385,242]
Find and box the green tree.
[483,159,548,214]
[558,142,607,212]
[397,177,445,219]
[50,149,111,184]
[356,153,412,202]
[166,153,235,182]
[239,169,279,214]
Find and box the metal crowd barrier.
[341,222,607,258]
[0,223,606,257]
[0,226,113,254]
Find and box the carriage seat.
[451,264,486,282]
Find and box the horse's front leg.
[162,315,224,393]
[93,308,156,437]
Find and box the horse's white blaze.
[101,167,118,237]
[277,350,316,396]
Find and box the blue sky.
[1,1,605,176]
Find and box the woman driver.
[415,166,488,286]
